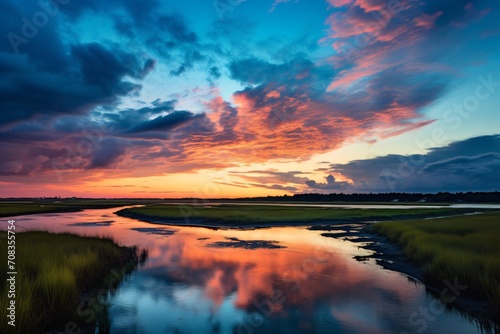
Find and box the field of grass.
[0,231,143,333]
[0,199,164,217]
[117,204,483,225]
[373,212,500,307]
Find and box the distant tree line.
[4,192,500,203]
[237,192,500,203]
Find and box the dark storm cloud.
[332,154,406,183]
[424,135,500,162]
[98,99,215,140]
[69,0,200,68]
[88,138,127,169]
[209,66,221,79]
[0,60,143,128]
[363,69,449,113]
[106,3,205,76]
[157,14,198,44]
[0,0,205,181]
[0,41,151,128]
[0,120,60,143]
[328,135,500,192]
[71,43,149,93]
[422,153,500,176]
[0,0,200,126]
[101,100,177,132]
[0,1,69,70]
[127,111,201,133]
[305,175,349,191]
[61,0,159,23]
[230,56,333,91]
[0,97,199,176]
[0,140,67,177]
[169,49,204,76]
[112,9,199,47]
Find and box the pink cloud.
[413,11,443,29]
[327,0,352,7]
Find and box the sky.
[0,0,499,198]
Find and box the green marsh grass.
[119,204,484,225]
[0,231,140,333]
[0,199,165,217]
[373,212,500,307]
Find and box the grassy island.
[116,203,484,226]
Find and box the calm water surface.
[4,207,496,334]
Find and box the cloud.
[328,135,500,192]
[0,49,459,180]
[71,43,145,91]
[0,0,162,130]
[230,170,310,185]
[157,14,198,44]
[202,53,439,164]
[212,170,309,192]
[127,111,201,133]
[88,138,127,169]
[306,175,350,191]
[249,183,298,192]
[324,0,498,92]
[0,161,23,175]
[270,0,296,12]
[0,0,499,195]
[0,45,148,128]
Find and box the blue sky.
[0,0,499,197]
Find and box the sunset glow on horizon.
[1,0,499,198]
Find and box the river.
[4,206,498,334]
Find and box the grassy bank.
[373,212,500,308]
[117,204,484,226]
[0,199,164,217]
[0,231,144,333]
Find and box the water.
[4,207,497,334]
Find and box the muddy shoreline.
[312,222,499,330]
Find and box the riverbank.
[371,212,500,326]
[311,215,500,330]
[0,199,164,218]
[0,231,146,334]
[115,204,486,229]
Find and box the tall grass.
[0,231,142,333]
[373,212,500,307]
[0,199,163,217]
[95,296,111,334]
